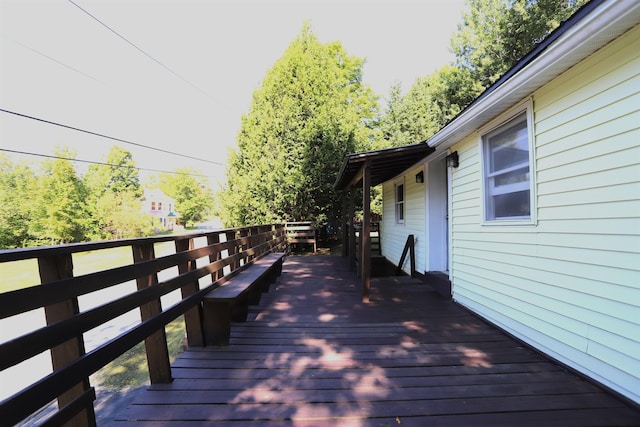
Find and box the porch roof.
[333,142,435,190]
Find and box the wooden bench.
[286,221,317,253]
[202,252,285,345]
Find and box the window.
[482,111,533,221]
[158,202,163,211]
[395,182,404,224]
[151,201,156,211]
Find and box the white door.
[426,154,449,272]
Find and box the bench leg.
[231,296,249,322]
[203,300,232,346]
[247,282,262,305]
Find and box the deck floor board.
[111,256,640,426]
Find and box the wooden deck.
[111,256,640,426]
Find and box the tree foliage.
[84,146,142,197]
[31,148,89,245]
[84,146,150,240]
[451,0,588,89]
[220,24,378,228]
[0,155,36,248]
[157,169,214,227]
[379,65,482,147]
[0,146,215,249]
[380,0,586,149]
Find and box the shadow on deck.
[111,256,640,426]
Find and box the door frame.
[425,151,452,276]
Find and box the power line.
[0,148,214,179]
[67,0,216,102]
[0,108,224,166]
[6,37,103,84]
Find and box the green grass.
[91,318,186,390]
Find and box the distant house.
[142,188,181,230]
[336,0,640,405]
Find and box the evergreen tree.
[31,148,88,245]
[220,24,378,228]
[451,0,587,89]
[0,155,36,248]
[379,0,586,150]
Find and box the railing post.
[175,238,204,347]
[248,226,259,259]
[226,229,239,271]
[239,227,250,264]
[396,234,416,277]
[38,253,96,427]
[131,242,172,384]
[207,232,222,282]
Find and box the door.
[426,154,449,272]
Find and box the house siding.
[381,165,426,275]
[450,25,640,403]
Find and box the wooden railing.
[396,234,416,277]
[352,222,381,275]
[0,224,287,427]
[285,221,317,253]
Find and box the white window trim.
[394,178,405,225]
[479,99,537,226]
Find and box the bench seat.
[202,252,285,345]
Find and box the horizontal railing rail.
[285,221,317,253]
[0,224,287,427]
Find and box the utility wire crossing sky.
[0,0,467,188]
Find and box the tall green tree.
[158,169,214,228]
[84,146,146,240]
[0,155,36,248]
[379,66,482,147]
[92,191,154,240]
[84,146,141,197]
[31,148,89,245]
[379,0,586,152]
[451,0,587,89]
[220,24,378,228]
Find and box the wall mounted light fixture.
[415,171,424,183]
[446,151,459,168]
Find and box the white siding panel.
[535,75,639,137]
[449,25,640,403]
[380,167,426,275]
[381,182,404,267]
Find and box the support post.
[348,189,356,271]
[362,162,371,302]
[132,243,172,384]
[39,254,96,427]
[341,195,348,257]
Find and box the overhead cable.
[0,148,213,179]
[67,0,216,102]
[6,37,103,84]
[0,108,224,166]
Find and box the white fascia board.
[428,0,640,151]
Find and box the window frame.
[479,101,536,225]
[394,179,405,225]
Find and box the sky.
[0,0,467,189]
